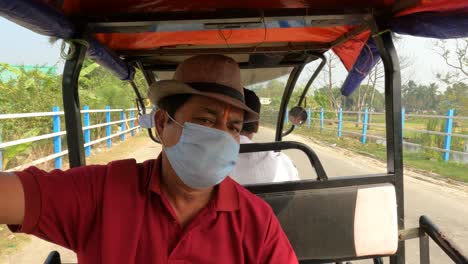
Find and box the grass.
[292,126,468,183]
[0,225,31,261]
[404,153,468,183]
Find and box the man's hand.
[0,172,25,224]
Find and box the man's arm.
[0,172,25,224]
[1,165,109,251]
[259,212,298,264]
[273,153,300,182]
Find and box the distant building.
[260,97,272,105]
[0,64,57,82]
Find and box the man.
[231,88,300,185]
[0,55,298,263]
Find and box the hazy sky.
[0,17,460,91]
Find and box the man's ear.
[253,121,259,133]
[154,110,167,140]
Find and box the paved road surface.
[2,129,467,264]
[257,128,468,264]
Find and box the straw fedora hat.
[148,55,259,122]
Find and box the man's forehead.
[186,96,244,117]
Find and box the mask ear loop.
[155,111,184,149]
[166,112,184,128]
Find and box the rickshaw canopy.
[1,0,467,93]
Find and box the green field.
[291,126,468,183]
[261,109,467,183]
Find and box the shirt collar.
[148,154,239,212]
[240,135,253,144]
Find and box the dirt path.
[2,129,467,263]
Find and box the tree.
[0,60,140,169]
[78,59,136,109]
[434,39,468,84]
[402,80,440,113]
[438,82,468,115]
[321,52,342,111]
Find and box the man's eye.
[230,126,241,134]
[196,118,215,125]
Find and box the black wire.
[129,80,160,143]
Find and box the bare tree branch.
[433,39,468,84]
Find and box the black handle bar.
[419,215,468,263]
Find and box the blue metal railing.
[280,108,467,162]
[0,106,140,171]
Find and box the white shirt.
[230,135,300,185]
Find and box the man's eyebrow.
[199,106,244,124]
[230,119,244,125]
[199,107,219,116]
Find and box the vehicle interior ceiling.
[125,43,321,86]
[112,16,372,139]
[88,7,387,91]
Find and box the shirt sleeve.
[8,164,108,251]
[273,153,300,182]
[259,212,299,264]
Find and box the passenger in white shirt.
[230,89,300,185]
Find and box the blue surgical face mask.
[161,114,240,189]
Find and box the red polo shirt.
[10,157,298,263]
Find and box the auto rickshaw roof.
[1,0,467,94]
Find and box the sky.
[0,17,461,91]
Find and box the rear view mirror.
[289,106,308,126]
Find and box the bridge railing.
[279,108,468,163]
[0,106,141,171]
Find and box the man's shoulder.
[56,158,154,189]
[107,158,156,173]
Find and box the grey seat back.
[257,183,398,261]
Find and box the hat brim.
[150,80,259,123]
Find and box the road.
[256,128,468,264]
[2,129,467,264]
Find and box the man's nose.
[213,120,230,133]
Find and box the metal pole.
[373,29,405,264]
[337,108,343,137]
[297,54,326,107]
[275,64,307,141]
[362,108,369,144]
[420,215,468,263]
[106,106,112,148]
[419,234,430,264]
[83,105,91,157]
[401,107,405,141]
[62,42,87,168]
[52,106,62,169]
[120,110,126,141]
[320,108,324,131]
[443,109,454,161]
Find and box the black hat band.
[188,82,245,103]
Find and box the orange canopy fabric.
[95,26,358,50]
[54,0,394,16]
[40,0,466,71]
